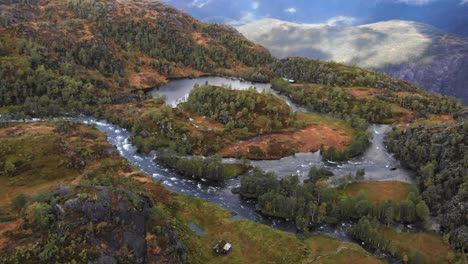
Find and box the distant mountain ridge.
[238,19,468,103]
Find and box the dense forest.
[386,117,468,250]
[273,57,418,91]
[184,85,294,134]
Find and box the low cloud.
[326,16,357,26]
[226,11,262,26]
[284,7,297,13]
[188,0,212,8]
[395,0,436,4]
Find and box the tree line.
[155,148,247,182]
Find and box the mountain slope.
[0,0,273,113]
[238,19,468,102]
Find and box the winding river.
[152,77,415,184]
[1,77,415,263]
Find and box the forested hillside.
[271,77,460,124]
[0,0,273,116]
[386,115,468,250]
[273,57,418,92]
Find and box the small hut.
[282,77,296,83]
[213,240,232,254]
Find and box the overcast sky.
[162,0,468,36]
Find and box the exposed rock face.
[58,186,187,264]
[238,19,468,103]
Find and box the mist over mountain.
[238,19,468,103]
[163,0,468,38]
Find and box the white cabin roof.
[223,243,232,251]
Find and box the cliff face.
[380,41,468,102]
[238,19,468,103]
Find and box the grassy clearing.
[304,235,384,264]
[296,112,355,135]
[377,225,457,263]
[342,181,413,204]
[0,106,12,114]
[344,87,380,101]
[0,122,117,206]
[223,163,247,179]
[175,195,383,264]
[0,131,78,205]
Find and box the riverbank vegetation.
[155,148,248,181]
[176,195,384,264]
[235,167,430,231]
[235,166,463,262]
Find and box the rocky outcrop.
[55,185,187,264]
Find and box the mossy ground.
[341,181,413,204]
[223,163,247,179]
[0,106,12,114]
[304,235,384,264]
[376,225,458,263]
[0,123,89,205]
[0,122,136,208]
